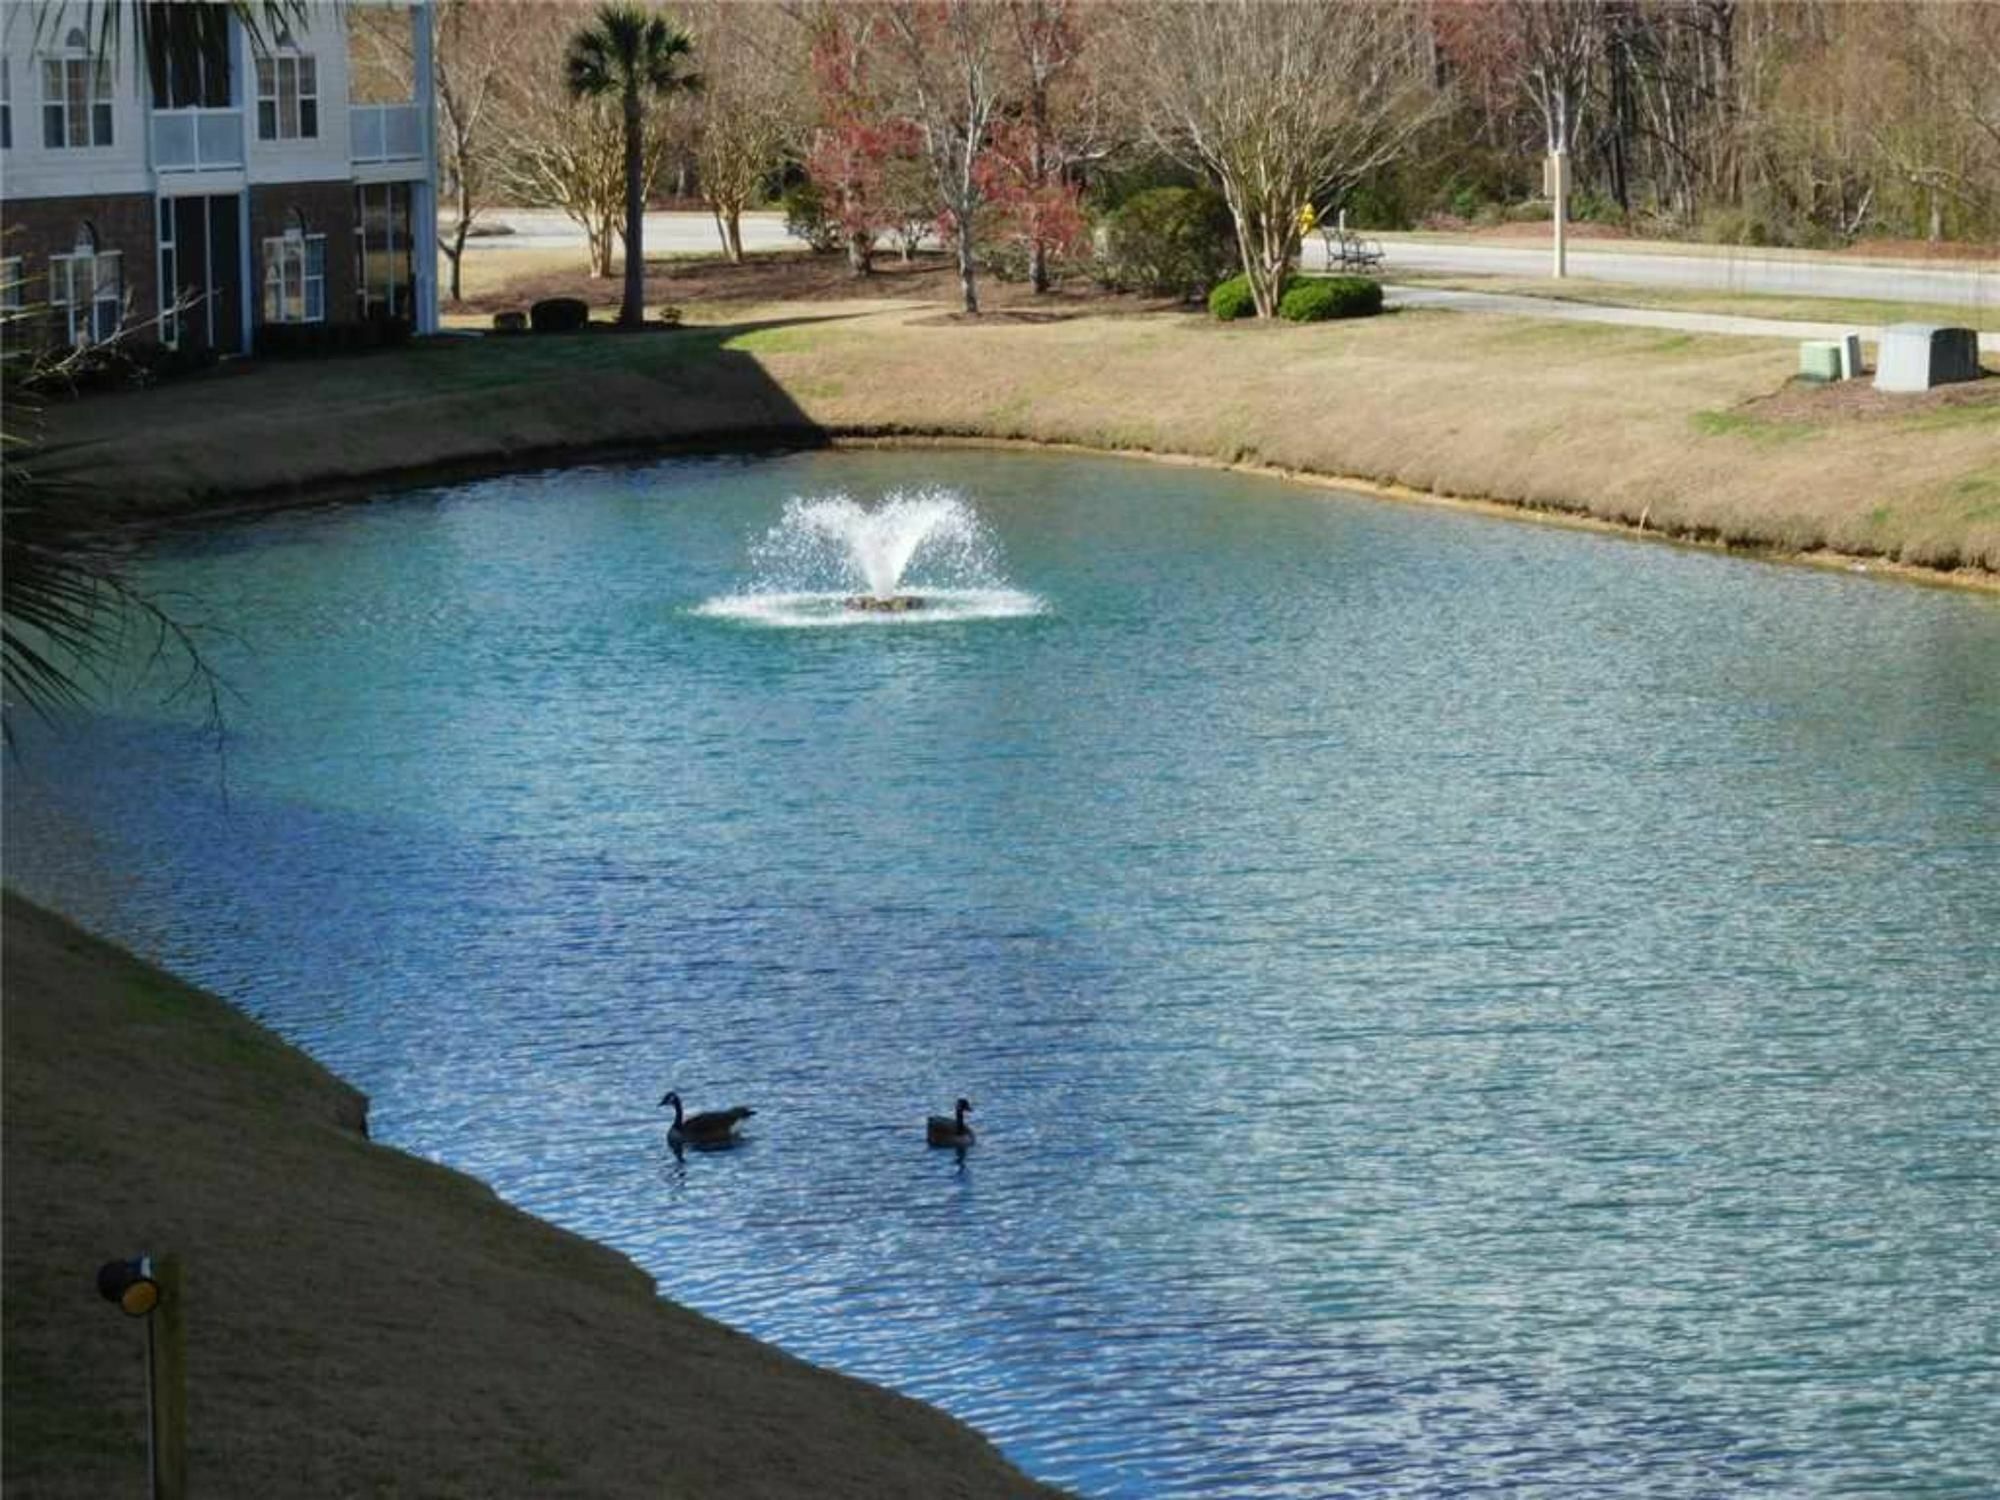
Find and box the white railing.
[350,103,423,164]
[152,108,244,172]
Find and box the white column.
[411,0,439,333]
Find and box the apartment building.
[1,1,439,355]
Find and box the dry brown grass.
[43,293,2000,573]
[1,893,1069,1500]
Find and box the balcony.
[152,108,245,172]
[350,103,423,165]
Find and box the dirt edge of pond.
[0,890,1072,1500]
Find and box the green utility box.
[1798,341,1844,382]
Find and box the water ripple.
[7,449,1999,1497]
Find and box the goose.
[926,1097,975,1148]
[660,1091,755,1149]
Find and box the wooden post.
[1549,149,1569,280]
[152,1254,188,1500]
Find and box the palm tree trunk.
[622,85,645,327]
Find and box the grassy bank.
[40,294,2000,576]
[0,892,1068,1499]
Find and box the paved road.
[473,208,1997,349]
[475,208,797,256]
[1305,234,1998,310]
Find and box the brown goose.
[926,1097,975,1148]
[660,1091,755,1149]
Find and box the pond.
[7,449,1999,1497]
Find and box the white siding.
[0,7,152,199]
[245,7,353,187]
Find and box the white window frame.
[255,51,318,142]
[262,227,326,325]
[42,32,113,150]
[49,234,123,346]
[157,200,180,349]
[1,256,24,312]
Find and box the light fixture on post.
[96,1252,186,1500]
[97,1255,160,1318]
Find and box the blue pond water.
[7,449,1999,1497]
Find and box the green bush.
[1277,276,1384,323]
[1099,187,1238,300]
[780,181,843,254]
[1207,273,1257,321]
[254,314,413,358]
[529,297,589,333]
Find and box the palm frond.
[31,2,312,92]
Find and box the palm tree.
[564,4,700,329]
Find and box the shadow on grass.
[34,310,881,524]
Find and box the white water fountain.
[699,487,1041,627]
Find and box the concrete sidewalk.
[1386,283,2000,353]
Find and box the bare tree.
[882,0,1009,315]
[350,0,511,304]
[1132,1,1440,318]
[489,9,677,280]
[684,2,808,263]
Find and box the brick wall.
[1,193,161,344]
[250,181,357,327]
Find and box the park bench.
[1318,225,1385,273]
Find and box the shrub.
[253,315,412,358]
[978,238,1035,284]
[1207,273,1257,321]
[656,305,683,327]
[1277,276,1383,323]
[1099,186,1238,300]
[780,181,843,254]
[529,297,589,334]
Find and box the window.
[49,226,123,345]
[42,32,113,149]
[157,199,179,348]
[3,58,13,151]
[356,181,412,322]
[255,52,318,141]
[262,216,326,324]
[1,257,24,312]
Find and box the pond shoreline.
[40,307,1999,590]
[88,421,2000,598]
[0,891,1071,1498]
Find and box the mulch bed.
[1743,368,1998,424]
[460,248,1195,320]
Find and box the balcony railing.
[350,103,423,164]
[152,108,244,172]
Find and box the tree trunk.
[956,216,980,315]
[846,229,872,277]
[446,172,473,304]
[725,208,744,263]
[1028,109,1051,294]
[621,85,645,327]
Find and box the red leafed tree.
[974,119,1089,279]
[998,0,1103,293]
[805,6,897,277]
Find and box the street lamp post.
[98,1253,187,1500]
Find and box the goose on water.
[660,1091,755,1149]
[927,1097,975,1148]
